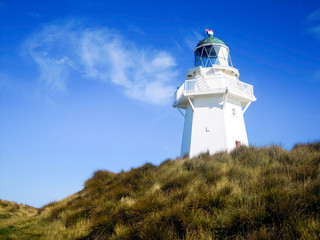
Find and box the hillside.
[1,142,320,239]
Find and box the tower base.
[181,95,249,158]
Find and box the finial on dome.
[205,29,214,37]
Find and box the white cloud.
[305,8,320,39]
[0,2,7,11]
[308,25,320,39]
[185,31,203,51]
[314,69,320,81]
[23,21,178,105]
[28,12,42,18]
[305,9,320,83]
[306,9,320,23]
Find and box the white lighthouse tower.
[173,29,256,158]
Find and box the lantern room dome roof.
[196,35,226,48]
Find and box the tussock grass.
[1,142,320,239]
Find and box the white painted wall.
[224,101,249,151]
[181,105,193,157]
[190,95,227,157]
[181,95,250,158]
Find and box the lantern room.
[194,30,232,68]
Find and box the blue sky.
[1,0,320,207]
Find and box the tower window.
[232,108,237,117]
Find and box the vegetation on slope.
[0,200,39,238]
[1,142,320,239]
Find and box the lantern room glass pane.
[194,45,230,67]
[195,48,202,58]
[195,55,201,67]
[202,57,209,67]
[208,46,217,58]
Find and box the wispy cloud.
[305,9,320,79]
[28,12,42,18]
[0,71,32,98]
[305,8,320,39]
[306,9,320,23]
[308,25,320,39]
[314,70,320,81]
[23,20,178,105]
[184,31,203,51]
[0,2,7,11]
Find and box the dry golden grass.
[1,142,320,239]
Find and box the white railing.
[174,77,254,103]
[174,83,185,103]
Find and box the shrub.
[161,175,190,192]
[82,217,115,240]
[65,209,88,228]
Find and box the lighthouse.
[173,29,256,158]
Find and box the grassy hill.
[1,142,320,239]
